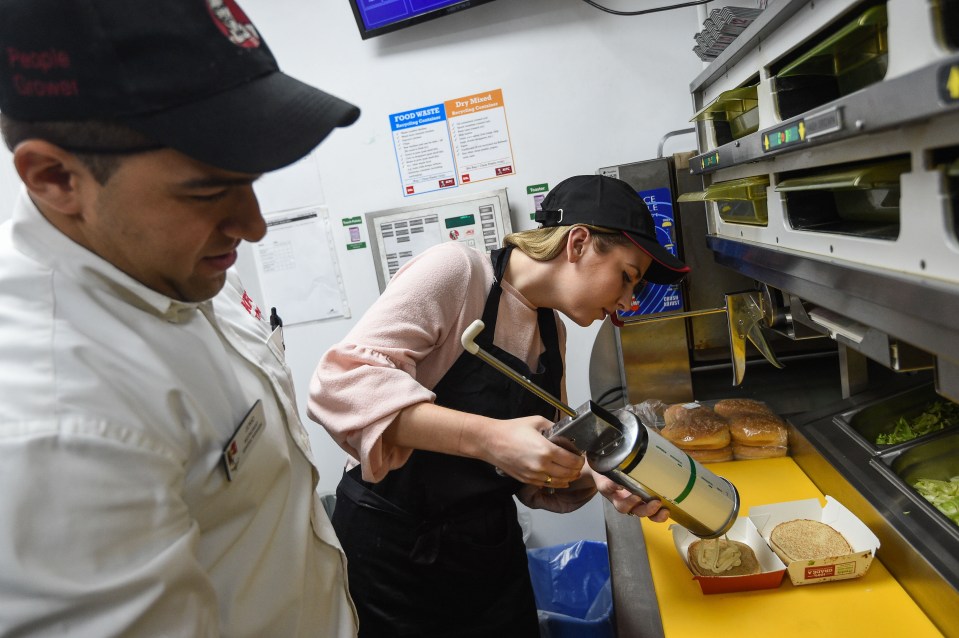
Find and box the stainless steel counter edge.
[603,499,665,638]
[602,402,959,638]
[789,412,959,638]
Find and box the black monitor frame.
[348,0,499,40]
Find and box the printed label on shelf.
[940,63,959,103]
[763,120,805,152]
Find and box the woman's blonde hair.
[504,224,630,261]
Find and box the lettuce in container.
[913,477,959,526]
[876,400,959,445]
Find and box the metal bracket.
[619,290,784,385]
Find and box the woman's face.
[560,232,653,328]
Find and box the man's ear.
[12,140,91,217]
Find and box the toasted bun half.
[769,519,852,561]
[662,403,730,450]
[713,398,776,419]
[687,538,761,576]
[686,446,734,463]
[732,443,786,460]
[728,413,788,447]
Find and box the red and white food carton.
[671,516,787,594]
[749,496,880,586]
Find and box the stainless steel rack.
[674,0,959,634]
[689,51,959,174]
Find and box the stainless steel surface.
[546,402,624,457]
[939,357,959,403]
[689,0,810,96]
[691,51,959,175]
[589,318,630,410]
[603,499,664,638]
[620,306,726,324]
[808,308,936,373]
[656,127,696,159]
[622,291,786,386]
[707,236,959,403]
[619,318,693,404]
[790,387,959,638]
[891,430,959,489]
[673,151,764,365]
[599,155,696,405]
[689,1,959,285]
[839,344,869,399]
[640,2,959,633]
[599,153,822,402]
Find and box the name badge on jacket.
[223,400,266,481]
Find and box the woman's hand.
[479,415,584,488]
[590,468,670,523]
[516,469,598,513]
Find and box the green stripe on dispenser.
[674,455,698,503]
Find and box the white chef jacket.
[0,190,358,637]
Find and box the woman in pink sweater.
[308,175,689,638]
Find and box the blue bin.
[527,540,615,638]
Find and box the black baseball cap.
[0,0,360,174]
[535,175,690,284]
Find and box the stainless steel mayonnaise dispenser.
[462,319,740,539]
[571,405,739,538]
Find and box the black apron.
[333,246,563,638]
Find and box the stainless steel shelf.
[671,2,959,636]
[689,0,813,96]
[706,235,959,376]
[690,52,959,175]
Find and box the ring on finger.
[544,474,552,485]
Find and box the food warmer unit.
[591,0,959,635]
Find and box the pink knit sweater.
[307,242,566,482]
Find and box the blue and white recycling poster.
[389,103,458,197]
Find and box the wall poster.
[252,206,350,326]
[389,88,515,197]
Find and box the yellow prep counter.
[608,456,944,637]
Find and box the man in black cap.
[0,0,359,635]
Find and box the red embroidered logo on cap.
[206,0,261,48]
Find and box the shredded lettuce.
[912,477,959,527]
[876,400,959,445]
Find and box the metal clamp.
[619,290,784,385]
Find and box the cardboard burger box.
[671,516,787,594]
[748,496,880,586]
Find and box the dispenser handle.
[461,320,576,418]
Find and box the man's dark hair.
[0,114,159,184]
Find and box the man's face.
[78,149,266,302]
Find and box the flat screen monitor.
[349,0,499,40]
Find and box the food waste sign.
[389,89,515,197]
